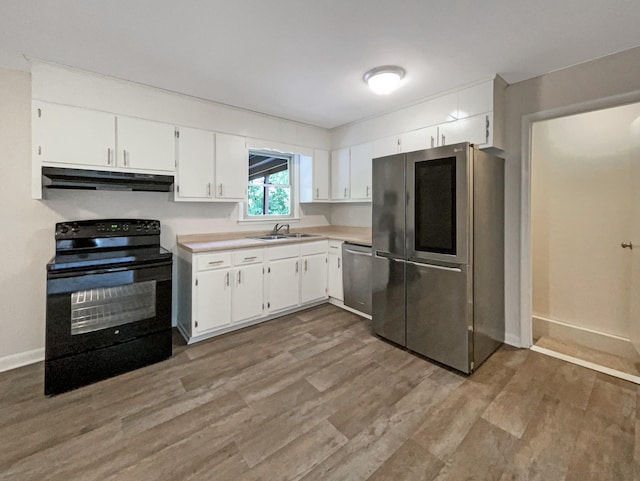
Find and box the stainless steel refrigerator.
[372,142,504,373]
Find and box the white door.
[176,127,215,200]
[33,101,115,167]
[267,257,300,312]
[400,126,438,152]
[628,116,640,354]
[117,116,175,172]
[215,133,247,200]
[331,147,350,200]
[327,253,343,301]
[372,135,400,158]
[313,149,330,200]
[195,268,232,333]
[232,263,265,323]
[349,142,373,200]
[301,253,328,304]
[439,114,490,147]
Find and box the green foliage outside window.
[248,169,291,216]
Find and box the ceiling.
[1,1,639,129]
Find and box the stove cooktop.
[47,246,173,273]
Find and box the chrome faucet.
[271,223,290,235]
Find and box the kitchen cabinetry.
[33,101,176,172]
[349,142,373,200]
[372,135,400,158]
[300,242,328,304]
[399,126,438,152]
[266,244,301,313]
[299,149,330,203]
[215,133,248,200]
[193,253,232,334]
[231,249,265,323]
[33,101,116,168]
[327,240,344,301]
[331,147,350,200]
[175,126,215,200]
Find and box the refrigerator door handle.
[407,260,462,273]
[375,251,405,260]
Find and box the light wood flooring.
[1,304,638,481]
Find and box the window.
[246,150,292,218]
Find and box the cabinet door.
[349,142,373,200]
[372,135,400,158]
[117,116,176,172]
[195,268,232,333]
[400,126,438,152]
[215,133,247,200]
[301,253,328,304]
[439,114,490,147]
[313,149,330,200]
[176,126,215,200]
[267,257,300,312]
[327,253,343,301]
[33,101,115,167]
[232,263,265,323]
[330,147,350,200]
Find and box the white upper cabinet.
[299,149,330,203]
[399,125,439,153]
[175,126,215,200]
[33,101,116,168]
[349,142,372,200]
[331,147,350,200]
[372,135,400,159]
[215,133,247,201]
[117,116,175,172]
[439,113,492,147]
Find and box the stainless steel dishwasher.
[342,242,372,315]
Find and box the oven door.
[406,143,470,265]
[45,261,172,360]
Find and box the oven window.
[414,157,456,255]
[70,280,157,335]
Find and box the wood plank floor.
[1,304,638,481]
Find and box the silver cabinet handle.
[238,270,242,284]
[316,187,319,198]
[338,257,341,268]
[441,134,446,146]
[226,272,230,287]
[295,261,299,274]
[366,186,370,197]
[344,187,348,198]
[107,148,112,165]
[622,242,633,249]
[430,136,435,148]
[209,260,224,265]
[243,256,257,261]
[218,184,223,196]
[304,259,308,271]
[207,183,211,197]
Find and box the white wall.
[330,203,372,227]
[0,65,332,370]
[531,104,640,338]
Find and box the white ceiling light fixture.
[363,66,406,95]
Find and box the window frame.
[242,149,296,221]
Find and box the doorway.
[529,102,640,381]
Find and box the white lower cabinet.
[327,240,343,301]
[178,240,330,343]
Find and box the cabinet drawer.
[197,252,232,271]
[267,244,300,261]
[233,248,264,265]
[300,240,328,256]
[328,240,343,253]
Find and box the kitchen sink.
[250,235,289,241]
[284,233,320,238]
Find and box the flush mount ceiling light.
[363,66,406,95]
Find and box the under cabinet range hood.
[42,167,174,192]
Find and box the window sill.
[237,217,301,225]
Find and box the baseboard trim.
[504,332,523,348]
[531,345,640,385]
[329,298,372,320]
[0,348,44,373]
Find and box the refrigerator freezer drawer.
[406,261,471,373]
[372,255,406,346]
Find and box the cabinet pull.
[218,184,223,196]
[338,258,341,268]
[305,259,308,271]
[243,256,257,261]
[366,186,370,197]
[344,187,348,198]
[226,272,230,287]
[295,261,299,274]
[430,136,435,148]
[441,134,446,146]
[123,150,129,166]
[107,148,112,165]
[316,187,319,198]
[485,115,490,143]
[238,270,242,284]
[207,183,211,196]
[209,260,224,265]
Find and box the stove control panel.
[55,219,161,238]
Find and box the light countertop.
[177,225,371,253]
